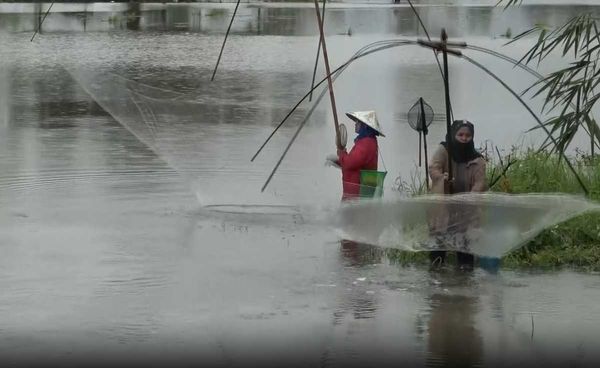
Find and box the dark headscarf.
[354,122,380,142]
[440,120,482,163]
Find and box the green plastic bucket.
[359,170,387,198]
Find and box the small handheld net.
[339,123,348,149]
[407,97,434,187]
[407,97,434,132]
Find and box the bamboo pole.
[211,0,241,81]
[441,29,454,194]
[309,0,327,102]
[419,98,430,189]
[31,1,55,42]
[313,0,342,149]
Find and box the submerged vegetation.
[386,148,600,270]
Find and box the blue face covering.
[355,123,379,142]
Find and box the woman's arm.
[338,143,367,171]
[428,145,449,194]
[429,145,447,182]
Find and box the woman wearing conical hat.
[336,111,384,201]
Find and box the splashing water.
[330,192,600,257]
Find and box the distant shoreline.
[0,0,599,5]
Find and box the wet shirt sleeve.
[429,145,447,182]
[337,142,368,171]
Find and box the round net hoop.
[407,98,434,132]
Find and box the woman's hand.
[442,172,454,183]
[325,154,340,169]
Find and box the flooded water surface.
[1,2,600,366]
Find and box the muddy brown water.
[1,2,600,366]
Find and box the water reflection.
[324,241,385,367]
[126,1,141,31]
[334,240,383,322]
[3,3,600,366]
[426,291,483,367]
[2,3,600,38]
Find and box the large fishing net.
[69,67,600,258]
[68,67,341,206]
[332,192,600,257]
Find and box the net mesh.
[332,192,600,257]
[68,67,600,259]
[67,66,342,205]
[407,98,434,132]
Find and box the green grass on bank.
[488,149,600,270]
[487,148,600,199]
[386,149,600,270]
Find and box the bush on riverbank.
[386,148,600,270]
[488,148,600,270]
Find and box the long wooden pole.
[211,0,241,81]
[313,0,342,149]
[441,29,453,194]
[30,1,55,42]
[309,0,327,102]
[419,98,430,190]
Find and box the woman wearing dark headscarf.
[428,120,488,267]
[430,120,487,194]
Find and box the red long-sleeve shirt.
[337,136,378,200]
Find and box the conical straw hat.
[345,110,385,137]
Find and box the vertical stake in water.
[409,97,433,190]
[420,97,430,190]
[313,0,342,149]
[441,29,453,194]
[211,0,241,81]
[418,131,422,166]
